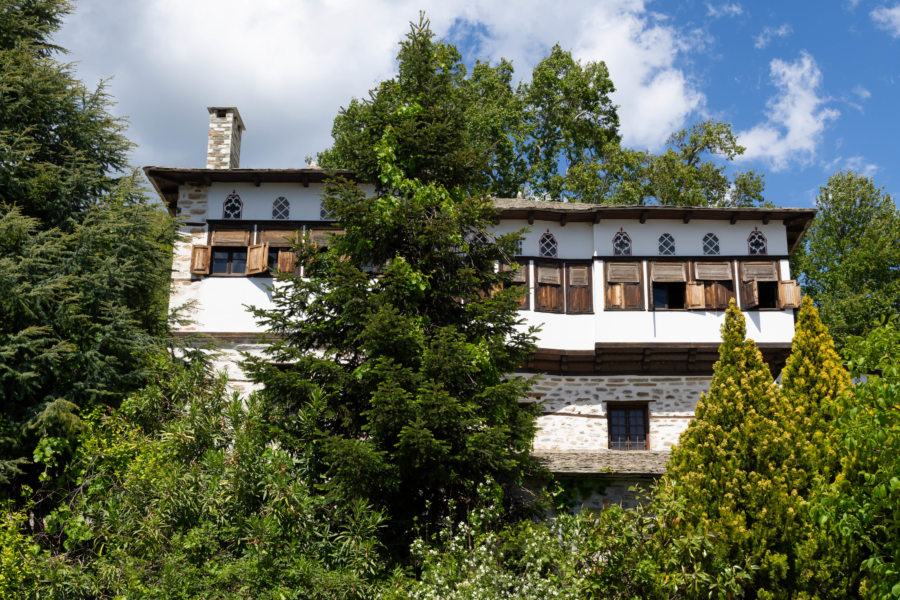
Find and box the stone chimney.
[206,106,245,169]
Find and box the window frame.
[739,260,782,310]
[538,231,558,258]
[747,228,768,255]
[604,260,644,311]
[499,260,530,311]
[657,232,676,256]
[607,402,650,451]
[564,260,594,315]
[534,260,565,313]
[612,229,632,256]
[702,232,720,256]
[691,261,736,310]
[222,191,243,220]
[210,247,248,276]
[648,260,689,311]
[272,196,290,220]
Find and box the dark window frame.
[607,402,650,451]
[739,260,783,310]
[534,260,565,313]
[210,247,248,276]
[604,259,644,311]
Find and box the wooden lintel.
[302,173,310,188]
[639,210,648,224]
[730,213,739,225]
[527,210,535,225]
[560,213,567,227]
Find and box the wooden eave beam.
[640,210,648,224]
[560,213,567,227]
[730,213,739,225]
[527,210,535,225]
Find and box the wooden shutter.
[686,282,705,309]
[536,263,563,312]
[190,245,210,275]
[650,262,687,282]
[276,249,296,274]
[694,262,732,280]
[259,229,295,246]
[500,262,527,283]
[210,229,250,246]
[742,261,778,281]
[246,243,269,275]
[779,280,802,309]
[567,264,592,314]
[742,280,760,308]
[606,283,625,309]
[308,229,344,248]
[607,262,641,283]
[623,283,643,309]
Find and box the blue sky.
[56,0,899,208]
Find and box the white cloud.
[737,52,839,171]
[871,4,900,37]
[55,0,704,170]
[853,84,872,100]
[754,24,793,49]
[824,155,879,177]
[706,2,743,18]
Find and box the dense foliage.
[0,0,173,493]
[318,16,765,206]
[792,170,900,346]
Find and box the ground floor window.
[212,248,247,275]
[607,404,648,450]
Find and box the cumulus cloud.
[871,4,900,37]
[706,2,743,18]
[754,24,793,49]
[737,52,839,171]
[825,155,879,177]
[55,0,704,170]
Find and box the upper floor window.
[613,229,632,256]
[658,233,676,256]
[539,231,558,258]
[748,228,767,255]
[272,197,290,220]
[223,191,242,220]
[702,233,720,256]
[320,203,333,220]
[471,231,490,246]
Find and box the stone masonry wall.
[206,111,241,169]
[525,374,711,452]
[170,186,208,332]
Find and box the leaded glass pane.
[223,192,242,220]
[539,232,557,257]
[702,233,720,255]
[613,231,631,256]
[658,233,676,256]
[320,203,333,220]
[272,197,290,220]
[748,230,767,255]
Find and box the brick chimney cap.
[207,106,246,131]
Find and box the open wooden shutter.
[742,280,760,308]
[246,243,268,275]
[742,261,778,281]
[535,262,563,312]
[567,264,592,314]
[210,229,250,246]
[650,262,687,282]
[190,245,210,275]
[607,283,625,309]
[686,282,705,309]
[779,280,802,309]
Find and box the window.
[471,231,490,246]
[272,197,290,220]
[211,248,247,274]
[223,191,242,219]
[691,262,735,310]
[259,228,300,274]
[741,261,779,309]
[539,231,558,258]
[535,261,563,312]
[605,262,643,310]
[748,228,767,255]
[649,262,688,310]
[612,229,632,256]
[499,261,529,310]
[320,203,333,220]
[566,262,593,314]
[608,404,648,451]
[702,233,720,256]
[658,233,676,256]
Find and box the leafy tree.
[0,0,174,495]
[249,126,538,555]
[810,316,900,599]
[792,170,900,346]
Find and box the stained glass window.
[223,191,242,220]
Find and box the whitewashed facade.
[146,107,816,507]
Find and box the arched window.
[272,197,290,220]
[223,191,242,219]
[702,233,720,256]
[613,229,632,256]
[471,231,490,246]
[320,203,333,220]
[539,231,558,258]
[748,228,767,255]
[658,233,676,256]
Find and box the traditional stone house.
[145,107,815,508]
